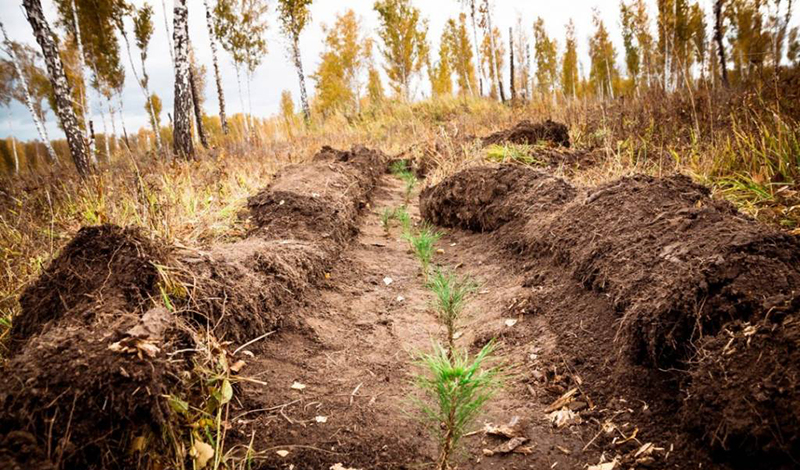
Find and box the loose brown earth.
[2,131,799,469]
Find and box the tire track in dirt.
[230,175,590,469]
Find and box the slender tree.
[0,22,58,164]
[172,0,193,158]
[621,1,641,89]
[562,19,579,97]
[715,0,730,85]
[480,27,504,99]
[277,0,313,123]
[189,51,209,149]
[22,0,90,176]
[132,3,162,150]
[68,0,96,164]
[513,16,531,100]
[312,10,371,116]
[589,10,618,98]
[374,0,429,100]
[203,0,228,133]
[480,0,505,101]
[443,14,477,96]
[367,66,385,105]
[508,27,515,101]
[429,30,454,97]
[533,18,558,96]
[459,0,484,95]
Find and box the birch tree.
[172,0,193,158]
[480,0,505,102]
[561,20,579,97]
[0,22,58,164]
[68,0,96,164]
[22,0,91,177]
[460,0,484,95]
[277,0,313,122]
[133,3,162,150]
[203,0,228,133]
[374,0,429,100]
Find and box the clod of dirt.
[13,225,164,347]
[482,119,571,147]
[419,165,576,232]
[421,165,800,468]
[685,317,800,464]
[0,225,175,469]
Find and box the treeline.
[1,0,798,176]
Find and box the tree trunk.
[485,6,505,102]
[468,2,483,96]
[172,0,193,158]
[292,37,311,123]
[714,0,729,86]
[509,27,515,102]
[120,23,162,151]
[10,135,19,173]
[189,65,209,149]
[203,0,228,134]
[22,0,90,177]
[234,64,250,136]
[116,90,131,150]
[0,19,59,165]
[70,0,96,166]
[162,0,175,67]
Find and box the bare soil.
[482,119,571,148]
[422,164,800,469]
[3,142,799,470]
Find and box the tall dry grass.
[1,84,799,344]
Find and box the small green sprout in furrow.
[414,340,502,470]
[380,208,394,234]
[403,223,442,281]
[394,206,412,232]
[427,268,477,351]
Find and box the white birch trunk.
[0,19,59,164]
[203,0,228,133]
[70,0,96,165]
[22,0,90,177]
[172,0,193,158]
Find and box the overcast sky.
[1,0,796,140]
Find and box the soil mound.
[421,165,800,467]
[419,165,576,232]
[0,146,385,469]
[0,225,175,469]
[482,119,571,147]
[188,145,385,341]
[13,225,164,345]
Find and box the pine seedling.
[390,159,411,176]
[404,224,442,280]
[380,208,394,235]
[403,173,418,203]
[414,341,502,470]
[427,269,477,349]
[394,206,412,233]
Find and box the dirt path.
[230,175,590,469]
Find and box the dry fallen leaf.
[587,459,618,470]
[545,388,578,412]
[230,360,246,373]
[548,408,580,428]
[330,464,362,470]
[291,381,307,390]
[190,439,214,469]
